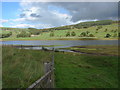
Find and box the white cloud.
[11,24,35,28]
[12,17,38,22]
[11,23,54,29]
[11,1,117,29]
[19,1,117,29]
[2,1,118,29]
[18,1,78,28]
[12,18,25,22]
[0,19,8,23]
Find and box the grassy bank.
[54,52,118,88]
[1,37,118,41]
[59,45,119,56]
[2,46,52,88]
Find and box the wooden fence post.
[44,62,49,74]
[51,53,54,88]
[44,62,50,88]
[44,60,54,88]
[28,53,55,89]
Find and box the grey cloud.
[20,13,26,18]
[20,2,73,27]
[30,13,41,18]
[19,2,118,28]
[50,2,118,22]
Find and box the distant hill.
[0,20,119,40]
[48,20,115,30]
[0,20,117,31]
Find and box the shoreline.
[0,38,119,41]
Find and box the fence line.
[2,44,55,88]
[28,69,53,88]
[28,54,55,89]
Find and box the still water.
[1,40,119,49]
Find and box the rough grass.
[48,23,118,38]
[54,52,118,88]
[2,46,52,88]
[1,23,118,41]
[59,45,119,56]
[2,45,119,88]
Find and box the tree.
[105,33,111,38]
[66,32,70,37]
[114,30,117,33]
[104,29,108,32]
[28,28,37,30]
[80,32,87,37]
[17,31,31,38]
[0,32,12,38]
[96,28,99,31]
[86,31,90,34]
[119,33,120,37]
[71,31,76,36]
[29,29,41,35]
[89,34,95,37]
[83,26,89,28]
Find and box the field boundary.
[28,55,54,89]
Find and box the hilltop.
[0,20,119,41]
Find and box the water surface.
[1,40,118,49]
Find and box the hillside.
[0,20,119,41]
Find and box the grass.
[54,51,118,88]
[1,23,119,41]
[49,23,118,38]
[59,45,119,56]
[2,46,52,88]
[2,45,118,88]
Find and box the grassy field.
[2,46,52,88]
[59,45,119,56]
[54,45,118,88]
[2,45,118,88]
[1,23,119,41]
[54,52,118,88]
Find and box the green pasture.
[2,45,118,88]
[1,23,119,41]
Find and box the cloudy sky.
[1,0,118,29]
